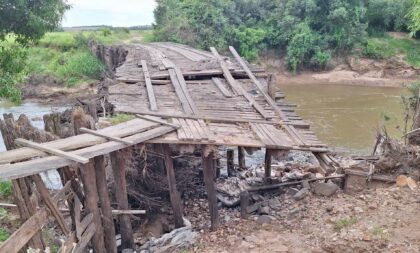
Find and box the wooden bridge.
[0,43,334,253]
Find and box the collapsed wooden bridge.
[0,43,334,252]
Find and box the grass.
[0,181,12,199]
[107,114,135,125]
[334,217,358,231]
[363,34,420,68]
[0,228,9,242]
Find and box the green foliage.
[0,228,9,242]
[107,114,135,125]
[407,0,420,36]
[0,42,26,103]
[101,28,112,37]
[0,0,70,44]
[154,0,366,70]
[366,0,411,35]
[334,217,358,231]
[0,181,13,199]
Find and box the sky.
[62,0,156,27]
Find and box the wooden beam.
[168,68,194,114]
[0,126,175,181]
[140,60,158,111]
[15,138,89,164]
[112,210,146,215]
[264,149,272,179]
[94,155,117,253]
[135,114,181,129]
[162,144,184,228]
[238,146,246,170]
[149,68,266,80]
[111,149,134,249]
[32,174,70,235]
[202,146,219,231]
[227,149,234,177]
[212,77,233,97]
[174,67,199,115]
[210,47,270,119]
[79,127,134,145]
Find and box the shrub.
[0,228,10,242]
[0,42,26,103]
[363,39,386,59]
[101,28,112,37]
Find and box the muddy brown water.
[279,83,407,154]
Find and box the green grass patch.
[107,114,135,125]
[363,35,420,68]
[334,217,358,231]
[0,181,12,199]
[0,228,9,242]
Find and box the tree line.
[153,0,420,71]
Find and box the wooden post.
[238,146,246,170]
[162,144,184,228]
[110,149,134,250]
[240,191,250,219]
[202,146,219,231]
[227,149,234,177]
[264,149,272,179]
[79,161,106,253]
[94,155,117,253]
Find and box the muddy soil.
[187,183,420,253]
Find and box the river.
[279,83,407,154]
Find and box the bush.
[0,228,10,242]
[101,28,112,37]
[0,42,26,103]
[363,40,386,59]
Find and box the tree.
[407,0,420,36]
[0,0,70,44]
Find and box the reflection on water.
[0,101,66,151]
[279,83,407,154]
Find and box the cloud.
[63,0,156,27]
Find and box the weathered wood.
[141,60,158,111]
[79,161,106,253]
[73,222,96,253]
[15,138,89,164]
[227,149,234,177]
[150,68,266,80]
[202,146,219,231]
[240,191,250,219]
[0,125,175,181]
[94,155,118,253]
[135,114,181,129]
[264,149,272,178]
[162,144,184,228]
[211,77,233,97]
[238,146,246,170]
[168,68,194,114]
[79,127,134,145]
[344,169,396,182]
[112,210,146,215]
[174,67,199,115]
[111,149,134,249]
[32,174,70,235]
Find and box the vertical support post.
[227,149,234,177]
[162,144,184,228]
[202,146,219,231]
[111,149,134,250]
[214,158,220,180]
[264,149,272,179]
[94,155,117,253]
[240,191,250,219]
[238,146,246,170]
[79,161,106,253]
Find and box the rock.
[326,206,334,213]
[354,206,363,213]
[406,177,417,190]
[396,175,408,187]
[257,215,275,225]
[293,188,310,201]
[302,180,311,189]
[312,182,339,197]
[246,203,260,214]
[259,206,270,215]
[268,198,282,210]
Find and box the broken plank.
[212,77,233,97]
[79,127,134,145]
[174,67,199,115]
[168,69,194,114]
[15,138,89,164]
[135,114,180,129]
[140,60,158,111]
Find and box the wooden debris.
[141,60,158,111]
[79,127,134,145]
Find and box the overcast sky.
[63,0,156,27]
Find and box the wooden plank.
[202,146,219,231]
[73,223,96,253]
[198,119,216,142]
[79,127,134,145]
[250,123,272,147]
[186,119,203,141]
[111,149,134,249]
[193,119,208,140]
[15,138,89,164]
[32,174,70,235]
[0,119,159,165]
[212,77,233,97]
[140,60,158,111]
[135,114,180,129]
[162,144,184,228]
[172,118,187,140]
[168,69,194,114]
[150,68,266,80]
[178,119,194,141]
[210,47,270,119]
[112,210,146,215]
[174,67,199,115]
[0,126,175,181]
